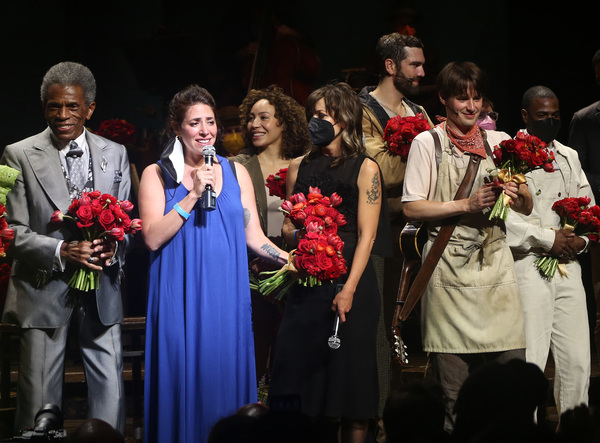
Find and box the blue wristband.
[174,203,190,220]
[293,229,299,241]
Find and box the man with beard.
[357,32,432,440]
[359,32,432,215]
[506,85,592,421]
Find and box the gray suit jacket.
[0,128,132,328]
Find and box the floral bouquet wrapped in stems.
[382,113,431,161]
[265,168,288,200]
[535,196,600,279]
[51,191,142,291]
[257,186,348,300]
[489,131,555,221]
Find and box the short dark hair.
[522,85,557,110]
[40,61,96,105]
[376,32,424,77]
[437,61,487,101]
[165,84,218,139]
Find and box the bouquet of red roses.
[94,119,136,146]
[265,167,288,200]
[51,191,142,291]
[258,186,348,299]
[383,113,431,161]
[0,204,14,258]
[535,196,600,279]
[489,131,555,221]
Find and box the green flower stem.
[68,268,99,292]
[534,256,559,279]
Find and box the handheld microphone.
[202,145,216,211]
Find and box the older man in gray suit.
[0,62,131,434]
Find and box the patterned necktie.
[66,140,86,191]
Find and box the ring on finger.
[88,257,95,263]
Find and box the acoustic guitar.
[391,221,427,366]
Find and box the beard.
[393,71,419,96]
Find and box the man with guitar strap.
[400,62,533,433]
[357,32,432,423]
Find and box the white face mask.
[476,115,496,131]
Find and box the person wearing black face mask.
[269,82,392,443]
[505,85,594,422]
[307,115,341,147]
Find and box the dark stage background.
[2,0,600,150]
[0,0,599,320]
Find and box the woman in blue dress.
[138,85,290,443]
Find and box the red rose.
[99,209,116,230]
[120,215,132,231]
[76,205,94,228]
[578,196,592,207]
[68,198,80,214]
[112,205,127,223]
[91,199,103,217]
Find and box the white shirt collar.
[169,137,185,183]
[55,131,88,156]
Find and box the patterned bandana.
[445,122,487,158]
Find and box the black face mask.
[308,117,338,147]
[529,118,561,143]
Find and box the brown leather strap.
[398,131,482,321]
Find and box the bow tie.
[67,140,84,158]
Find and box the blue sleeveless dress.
[144,156,257,443]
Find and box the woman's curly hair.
[239,85,309,159]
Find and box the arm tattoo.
[243,208,250,227]
[261,243,281,262]
[366,172,381,205]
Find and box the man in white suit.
[506,85,591,420]
[1,62,131,433]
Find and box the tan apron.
[421,131,526,353]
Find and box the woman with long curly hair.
[231,84,309,395]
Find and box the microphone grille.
[202,145,216,156]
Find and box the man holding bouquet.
[0,62,131,433]
[506,85,592,419]
[359,32,432,215]
[402,61,533,433]
[357,32,432,427]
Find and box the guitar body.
[391,221,427,366]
